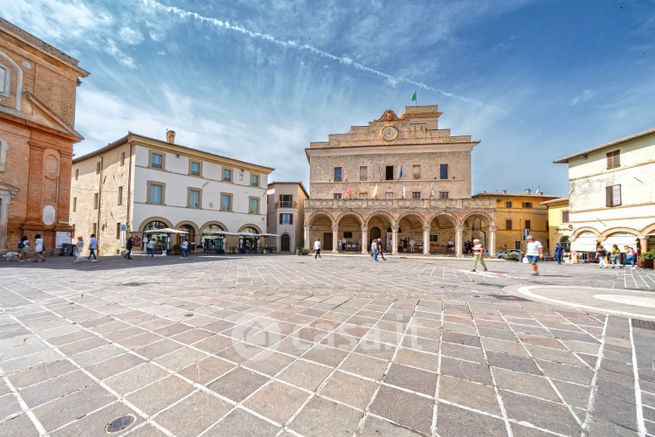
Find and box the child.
[74,237,84,263]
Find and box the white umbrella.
[144,228,189,234]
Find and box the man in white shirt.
[526,235,544,276]
[313,239,321,259]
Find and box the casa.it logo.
[231,315,282,362]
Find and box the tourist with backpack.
[18,236,30,262]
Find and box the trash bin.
[61,243,74,256]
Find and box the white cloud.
[570,89,597,106]
[118,26,144,45]
[104,39,136,69]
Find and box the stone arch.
[427,212,461,227]
[138,216,173,232]
[307,211,335,227]
[174,220,200,234]
[336,212,364,252]
[335,210,365,225]
[571,226,601,240]
[428,213,459,254]
[397,212,426,254]
[462,212,494,249]
[366,211,396,227]
[641,223,655,236]
[307,211,336,251]
[397,212,428,228]
[199,221,228,253]
[460,211,495,228]
[239,223,263,234]
[601,227,640,239]
[199,220,228,232]
[175,220,200,248]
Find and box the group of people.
[596,244,638,269]
[16,234,45,262]
[73,234,98,262]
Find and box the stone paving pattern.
[1,255,654,436]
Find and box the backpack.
[18,241,24,249]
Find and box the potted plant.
[642,249,655,269]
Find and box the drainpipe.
[126,142,133,242]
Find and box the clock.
[381,126,398,141]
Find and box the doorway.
[369,226,381,249]
[323,233,333,251]
[281,234,291,252]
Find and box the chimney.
[166,130,176,144]
[524,188,531,194]
[502,189,507,194]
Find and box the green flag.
[410,91,417,102]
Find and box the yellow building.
[542,197,571,252]
[472,190,558,254]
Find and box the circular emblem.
[381,126,398,141]
[568,224,574,231]
[42,205,56,226]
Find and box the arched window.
[240,226,259,234]
[144,220,167,231]
[0,139,7,172]
[0,65,9,96]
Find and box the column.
[332,224,339,254]
[361,225,368,254]
[392,225,399,255]
[303,225,310,249]
[640,236,648,255]
[423,225,430,255]
[455,225,463,257]
[488,225,497,257]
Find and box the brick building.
[304,105,496,255]
[0,18,88,253]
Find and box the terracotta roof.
[473,192,559,199]
[554,128,655,164]
[540,196,569,205]
[267,181,309,198]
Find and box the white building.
[70,131,274,255]
[266,182,308,252]
[555,128,655,254]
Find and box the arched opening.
[559,235,570,251]
[143,220,169,253]
[602,231,640,253]
[201,222,226,254]
[462,213,492,254]
[177,224,197,251]
[367,214,393,253]
[570,231,599,261]
[337,213,362,252]
[429,215,457,254]
[281,233,291,252]
[239,225,261,254]
[308,213,334,252]
[398,214,424,253]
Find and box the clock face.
[381,126,398,141]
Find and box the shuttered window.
[606,185,621,207]
[606,150,620,170]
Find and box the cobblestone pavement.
[1,254,655,437]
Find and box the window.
[93,193,98,209]
[525,220,531,230]
[73,197,77,212]
[344,231,353,239]
[333,193,342,199]
[279,213,293,225]
[439,164,448,180]
[223,168,232,182]
[188,188,201,208]
[359,166,368,181]
[334,167,342,182]
[522,202,533,208]
[0,65,8,96]
[96,161,101,174]
[117,186,123,206]
[606,184,621,207]
[412,164,421,179]
[505,219,512,230]
[385,166,394,180]
[150,152,163,169]
[0,139,7,171]
[359,192,367,199]
[147,182,164,205]
[439,191,449,200]
[606,150,620,170]
[279,194,293,208]
[385,192,393,199]
[75,168,79,180]
[120,152,126,166]
[189,161,201,176]
[251,174,260,187]
[249,197,259,214]
[116,223,121,239]
[412,191,421,199]
[562,210,570,222]
[220,193,232,211]
[505,201,512,208]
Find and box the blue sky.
[2,0,654,195]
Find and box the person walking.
[622,246,637,270]
[596,245,608,268]
[147,239,156,257]
[471,238,488,272]
[554,242,564,265]
[18,236,30,262]
[87,234,98,262]
[124,236,134,259]
[377,238,386,261]
[33,234,45,262]
[74,236,84,263]
[526,235,544,276]
[180,239,189,259]
[609,244,620,268]
[313,238,321,259]
[371,238,378,263]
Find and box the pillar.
[640,236,648,255]
[303,225,310,249]
[392,225,399,255]
[332,224,339,254]
[488,225,497,257]
[455,225,463,257]
[422,225,430,255]
[361,225,368,254]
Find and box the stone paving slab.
[0,255,653,436]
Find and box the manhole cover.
[491,295,532,302]
[632,319,655,330]
[105,415,136,433]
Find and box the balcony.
[275,201,298,209]
[305,197,496,210]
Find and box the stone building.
[0,18,88,253]
[70,131,273,255]
[555,128,655,255]
[304,105,496,255]
[266,182,308,252]
[473,190,557,254]
[542,197,571,253]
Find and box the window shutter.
[289,214,293,225]
[614,184,621,206]
[605,186,612,207]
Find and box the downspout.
[126,141,133,242]
[96,156,103,255]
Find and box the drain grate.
[490,295,532,302]
[105,415,136,433]
[120,282,147,287]
[632,319,655,330]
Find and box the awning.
[602,233,640,251]
[144,228,189,234]
[570,231,598,252]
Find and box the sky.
[1,0,654,196]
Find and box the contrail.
[141,0,504,113]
